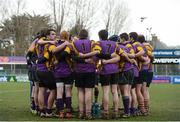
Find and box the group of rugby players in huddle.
[26,28,153,120]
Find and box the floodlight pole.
[146,27,152,41]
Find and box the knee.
[111,89,118,96]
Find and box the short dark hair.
[31,29,48,42]
[120,33,129,41]
[39,29,48,38]
[78,29,88,39]
[98,30,108,40]
[137,34,146,43]
[108,35,119,42]
[46,29,56,36]
[129,32,138,41]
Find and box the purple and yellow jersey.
[144,44,153,72]
[35,38,47,71]
[122,42,138,76]
[96,40,119,75]
[125,42,135,55]
[138,44,148,71]
[117,44,133,72]
[115,44,124,71]
[124,42,138,76]
[34,37,46,58]
[28,38,38,70]
[65,39,96,73]
[49,41,72,78]
[132,41,144,55]
[132,41,145,76]
[146,45,153,57]
[132,41,146,70]
[35,38,53,72]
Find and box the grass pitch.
[0,82,180,121]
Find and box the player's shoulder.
[133,41,140,45]
[93,41,100,45]
[126,43,132,48]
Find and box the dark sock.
[122,96,130,114]
[44,91,50,107]
[35,105,39,112]
[39,108,46,114]
[65,97,72,111]
[56,98,64,112]
[63,92,66,106]
[46,108,52,114]
[130,107,136,114]
[31,97,35,110]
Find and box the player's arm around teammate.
[36,29,56,117]
[49,31,73,118]
[129,32,147,116]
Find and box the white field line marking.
[0,89,28,94]
[0,89,28,102]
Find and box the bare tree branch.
[48,0,73,32]
[70,0,100,35]
[102,0,129,35]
